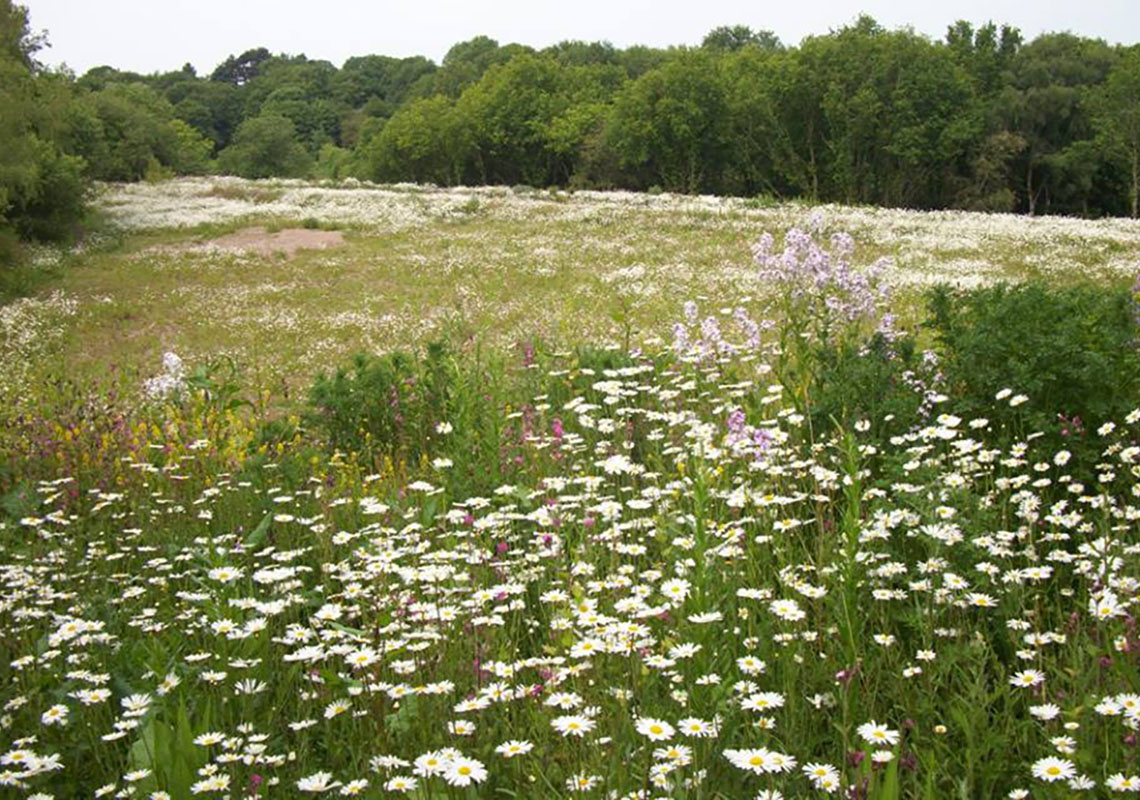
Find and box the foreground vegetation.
[2,206,1140,797]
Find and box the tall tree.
[217,114,311,178]
[1093,47,1140,217]
[457,54,573,185]
[997,33,1115,214]
[210,47,272,86]
[357,96,468,184]
[606,51,732,193]
[0,0,87,246]
[702,25,782,52]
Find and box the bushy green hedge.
[926,281,1140,438]
[783,279,1140,462]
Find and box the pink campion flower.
[835,662,860,684]
[1131,271,1140,325]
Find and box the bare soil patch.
[205,227,345,257]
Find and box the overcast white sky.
[25,0,1140,76]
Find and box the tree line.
[4,1,1140,253]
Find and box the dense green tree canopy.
[606,51,733,193]
[1094,47,1140,217]
[359,96,467,185]
[702,25,783,52]
[216,113,311,178]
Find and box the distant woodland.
[5,0,1140,247]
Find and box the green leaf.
[877,755,900,800]
[328,620,367,638]
[245,513,272,548]
[127,716,162,794]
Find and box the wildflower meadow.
[3,182,1140,800]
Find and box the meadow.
[2,178,1140,799]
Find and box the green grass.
[7,180,1140,419]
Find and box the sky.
[25,0,1140,76]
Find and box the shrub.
[305,342,455,466]
[7,139,88,241]
[807,331,937,440]
[314,143,352,180]
[925,280,1140,451]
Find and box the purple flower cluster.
[900,349,946,421]
[671,302,769,362]
[752,224,890,327]
[725,406,776,455]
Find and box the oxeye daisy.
[339,779,369,796]
[635,717,675,741]
[1030,757,1075,783]
[40,705,68,726]
[412,752,447,777]
[1107,773,1140,792]
[856,720,899,747]
[769,598,806,621]
[737,655,767,675]
[495,740,533,758]
[297,772,340,793]
[383,776,417,792]
[1010,669,1045,688]
[552,714,596,737]
[678,717,717,738]
[443,756,487,787]
[742,691,785,712]
[448,719,476,736]
[725,748,779,775]
[566,773,599,791]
